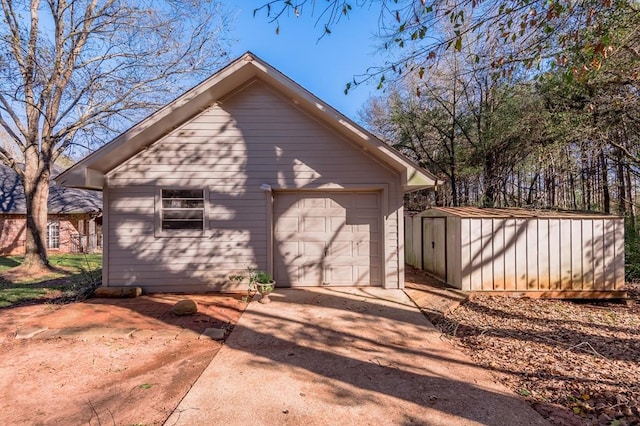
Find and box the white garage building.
[57,53,439,292]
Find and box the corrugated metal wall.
[459,217,625,291]
[404,215,421,269]
[405,210,625,293]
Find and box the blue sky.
[226,1,385,123]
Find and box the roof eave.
[55,166,104,190]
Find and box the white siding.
[105,80,402,292]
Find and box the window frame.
[47,220,60,249]
[155,187,208,237]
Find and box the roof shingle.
[0,164,101,215]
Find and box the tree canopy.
[256,0,638,90]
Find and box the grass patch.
[49,253,102,272]
[0,253,102,308]
[0,256,22,271]
[0,287,50,308]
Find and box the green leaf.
[139,383,152,390]
[454,37,462,51]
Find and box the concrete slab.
[167,288,548,426]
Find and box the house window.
[47,220,60,249]
[160,189,205,231]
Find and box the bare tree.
[0,0,231,269]
[255,0,632,90]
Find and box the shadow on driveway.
[166,288,549,426]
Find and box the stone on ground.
[171,299,198,315]
[201,328,226,340]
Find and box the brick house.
[0,164,102,255]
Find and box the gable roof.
[56,52,439,192]
[0,164,101,215]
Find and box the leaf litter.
[435,283,640,426]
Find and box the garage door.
[274,191,382,287]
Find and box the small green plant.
[248,268,274,293]
[250,269,272,285]
[229,274,244,283]
[232,267,273,302]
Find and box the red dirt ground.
[0,294,247,425]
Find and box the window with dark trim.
[47,220,60,249]
[160,189,205,231]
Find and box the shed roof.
[418,206,620,219]
[56,52,439,192]
[0,164,101,215]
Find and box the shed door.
[274,191,382,287]
[423,218,446,280]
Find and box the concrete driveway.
[165,288,548,426]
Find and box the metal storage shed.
[405,207,626,297]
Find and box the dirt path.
[0,294,246,425]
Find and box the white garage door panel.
[274,191,382,287]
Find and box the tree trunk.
[625,162,636,232]
[450,162,458,207]
[22,151,51,268]
[616,149,626,215]
[569,172,577,210]
[483,156,497,207]
[545,167,556,207]
[599,150,610,213]
[526,172,539,206]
